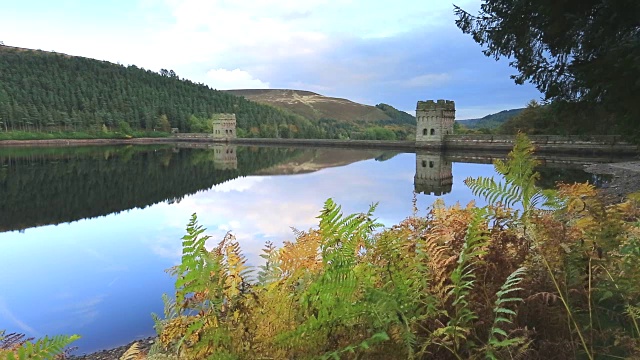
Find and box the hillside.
[375,103,416,126]
[226,89,415,139]
[457,108,524,129]
[0,45,321,138]
[226,89,394,123]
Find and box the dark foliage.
[455,0,640,138]
[458,108,523,130]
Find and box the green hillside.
[457,108,523,129]
[375,103,416,126]
[0,46,321,138]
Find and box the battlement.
[211,113,236,121]
[416,99,455,111]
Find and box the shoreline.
[69,337,157,360]
[1,135,638,154]
[0,137,176,147]
[584,161,640,203]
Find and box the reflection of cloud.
[212,177,265,193]
[143,154,500,271]
[83,248,128,272]
[148,235,182,263]
[0,297,41,337]
[54,291,73,300]
[62,295,105,328]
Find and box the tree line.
[0,47,324,138]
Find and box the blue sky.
[1,0,542,118]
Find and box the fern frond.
[486,267,527,359]
[119,342,141,360]
[440,207,490,354]
[4,334,80,360]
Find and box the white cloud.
[206,69,270,90]
[402,73,451,88]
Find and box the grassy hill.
[226,89,391,123]
[456,108,524,129]
[226,89,415,139]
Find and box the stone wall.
[433,134,638,154]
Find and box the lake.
[0,143,611,354]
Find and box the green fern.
[257,241,281,286]
[441,207,490,355]
[485,267,527,360]
[3,334,80,360]
[174,213,214,311]
[281,199,383,354]
[464,133,560,220]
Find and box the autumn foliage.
[130,135,640,359]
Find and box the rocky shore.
[585,161,640,203]
[69,337,157,360]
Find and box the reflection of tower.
[213,145,237,170]
[415,99,455,147]
[414,152,453,196]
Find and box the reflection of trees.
[535,167,611,190]
[0,145,302,232]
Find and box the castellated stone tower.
[414,152,453,196]
[415,99,455,146]
[212,113,237,139]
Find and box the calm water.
[0,144,607,353]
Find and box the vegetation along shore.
[3,134,640,359]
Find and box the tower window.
[430,128,435,135]
[422,160,427,167]
[423,128,427,135]
[429,161,434,168]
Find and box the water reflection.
[0,144,621,354]
[212,145,237,170]
[414,152,453,196]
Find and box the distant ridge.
[225,89,396,123]
[457,108,524,129]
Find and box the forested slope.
[0,46,321,138]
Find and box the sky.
[1,0,543,118]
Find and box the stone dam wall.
[1,134,637,155]
[438,135,637,155]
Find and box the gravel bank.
[69,337,157,360]
[584,161,640,203]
